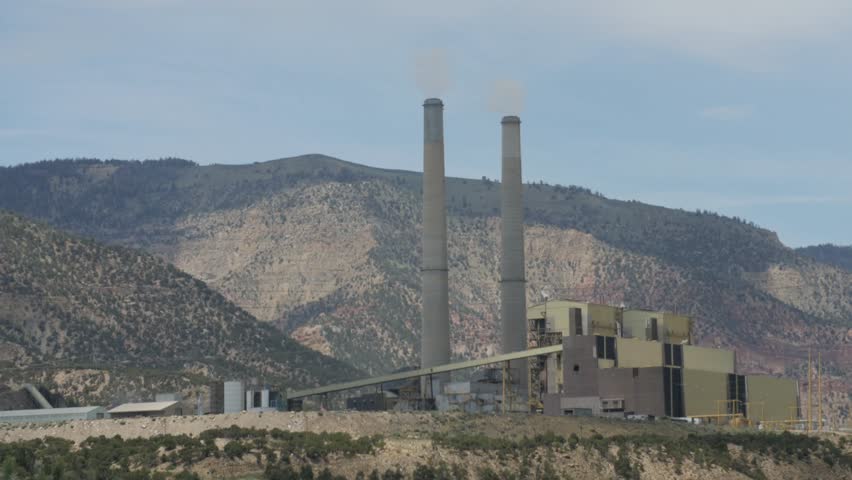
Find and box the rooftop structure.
[108,401,181,418]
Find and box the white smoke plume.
[487,78,525,115]
[415,48,451,96]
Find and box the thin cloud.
[0,129,47,138]
[700,105,753,121]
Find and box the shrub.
[223,440,248,459]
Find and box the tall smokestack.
[421,98,451,375]
[500,116,527,378]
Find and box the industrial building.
[108,401,181,419]
[213,380,285,413]
[528,300,799,423]
[0,406,108,424]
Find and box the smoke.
[414,48,451,96]
[487,79,525,115]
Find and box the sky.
[2,1,851,248]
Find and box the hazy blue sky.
[2,1,851,247]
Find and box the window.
[664,343,683,367]
[672,368,684,417]
[571,308,583,335]
[649,317,659,341]
[663,367,685,417]
[673,344,683,367]
[727,374,748,416]
[605,336,616,360]
[573,364,580,373]
[632,368,639,378]
[596,336,617,360]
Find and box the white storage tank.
[223,380,245,413]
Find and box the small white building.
[108,401,181,419]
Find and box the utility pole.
[818,352,822,433]
[807,349,812,434]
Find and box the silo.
[223,380,245,413]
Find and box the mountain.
[0,210,360,405]
[797,244,852,272]
[0,156,849,422]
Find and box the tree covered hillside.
[0,211,361,405]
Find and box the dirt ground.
[0,410,723,444]
[2,411,849,480]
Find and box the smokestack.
[500,116,527,370]
[421,98,451,374]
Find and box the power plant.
[0,98,813,433]
[280,98,807,430]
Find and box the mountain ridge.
[0,156,849,421]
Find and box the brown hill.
[0,156,849,423]
[0,211,361,406]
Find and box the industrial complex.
[0,98,815,432]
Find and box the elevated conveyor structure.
[287,345,563,400]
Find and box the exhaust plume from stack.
[488,79,526,115]
[500,115,527,382]
[421,98,451,373]
[415,49,451,97]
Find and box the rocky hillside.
[0,211,360,405]
[798,244,852,272]
[0,156,849,421]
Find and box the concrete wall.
[633,367,666,417]
[616,337,663,368]
[597,366,665,418]
[683,345,735,374]
[597,359,616,369]
[559,396,601,416]
[747,375,798,422]
[543,393,561,416]
[622,310,657,340]
[562,336,598,397]
[683,369,728,417]
[527,301,586,336]
[662,313,692,344]
[588,304,618,336]
[622,310,692,344]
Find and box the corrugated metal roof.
[0,406,104,417]
[108,401,178,414]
